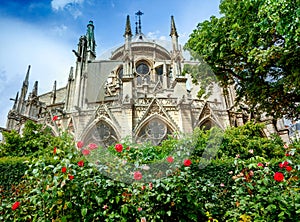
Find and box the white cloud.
[0,17,75,129]
[146,31,160,39]
[52,24,68,36]
[146,31,167,41]
[51,0,84,11]
[51,0,84,19]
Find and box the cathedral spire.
[170,16,179,52]
[135,10,143,35]
[32,81,38,97]
[124,15,132,37]
[52,80,57,104]
[24,65,30,87]
[17,65,31,112]
[170,15,178,37]
[12,92,19,110]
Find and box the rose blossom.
[274,172,284,182]
[61,167,67,173]
[52,115,58,121]
[183,159,192,167]
[286,166,292,172]
[248,149,254,154]
[279,161,289,168]
[137,207,142,212]
[77,160,84,167]
[82,149,90,156]
[12,201,20,210]
[257,163,264,167]
[149,182,153,190]
[166,156,174,163]
[68,175,74,180]
[53,147,57,155]
[77,141,84,149]
[115,144,123,152]
[134,171,143,180]
[88,143,98,150]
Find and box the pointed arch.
[194,102,225,130]
[80,116,120,148]
[134,113,178,145]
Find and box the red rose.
[183,159,192,167]
[88,143,98,150]
[134,171,142,180]
[82,149,90,156]
[78,160,84,167]
[166,156,174,163]
[12,201,20,210]
[149,182,153,190]
[52,115,58,121]
[274,172,284,182]
[137,207,142,212]
[68,175,74,180]
[77,141,84,149]
[62,167,67,173]
[257,163,264,167]
[53,147,57,155]
[279,161,289,168]
[286,166,292,172]
[115,144,123,152]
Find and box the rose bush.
[0,121,299,221]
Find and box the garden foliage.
[0,121,299,221]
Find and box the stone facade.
[5,13,289,145]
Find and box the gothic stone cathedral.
[5,13,289,146]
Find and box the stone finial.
[32,81,38,97]
[170,15,178,37]
[124,15,132,37]
[24,65,31,87]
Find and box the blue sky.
[0,0,221,136]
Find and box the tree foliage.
[185,0,300,119]
[0,121,54,157]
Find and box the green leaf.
[81,208,87,217]
[121,205,128,214]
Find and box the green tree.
[185,0,300,119]
[0,121,55,157]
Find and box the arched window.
[84,121,118,148]
[155,65,163,82]
[200,119,212,131]
[135,60,150,85]
[136,118,173,145]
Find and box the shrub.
[0,121,54,157]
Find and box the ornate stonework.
[5,14,289,144]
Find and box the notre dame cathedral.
[4,12,289,145]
